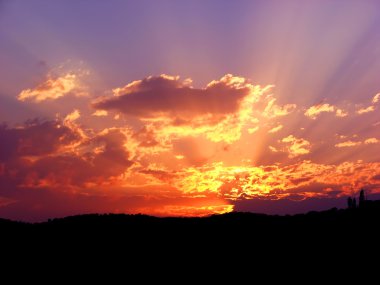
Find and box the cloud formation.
[372,93,380,104]
[93,74,277,144]
[149,160,380,201]
[335,140,362,148]
[18,72,88,102]
[0,119,133,189]
[262,97,296,118]
[304,103,348,119]
[281,135,311,158]
[2,73,380,221]
[93,74,251,119]
[356,93,379,115]
[268,124,283,133]
[356,106,375,114]
[335,138,379,147]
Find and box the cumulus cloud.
[93,74,251,119]
[335,140,361,148]
[304,103,349,119]
[18,72,88,102]
[265,135,311,157]
[145,160,380,201]
[372,93,380,104]
[93,74,277,144]
[269,146,279,153]
[4,71,380,221]
[364,138,379,144]
[0,119,81,161]
[356,106,375,114]
[354,93,379,115]
[335,138,379,147]
[92,110,108,117]
[64,109,81,122]
[0,119,133,188]
[304,103,335,119]
[281,135,311,158]
[335,108,348,117]
[248,126,259,134]
[262,97,296,118]
[268,124,283,133]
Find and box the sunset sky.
[1,0,380,221]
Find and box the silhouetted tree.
[347,197,353,209]
[352,198,357,209]
[359,189,366,208]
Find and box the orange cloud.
[64,109,81,122]
[142,160,380,201]
[304,103,335,119]
[281,135,311,158]
[92,110,108,117]
[268,124,283,133]
[335,140,361,148]
[364,138,379,144]
[356,106,375,114]
[94,74,274,144]
[335,138,379,147]
[263,97,296,118]
[335,108,348,117]
[372,93,380,104]
[18,72,87,102]
[354,93,379,115]
[269,146,279,153]
[248,126,259,134]
[4,72,380,221]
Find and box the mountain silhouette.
[2,199,380,241]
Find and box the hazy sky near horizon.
[1,0,380,221]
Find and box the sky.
[1,0,380,221]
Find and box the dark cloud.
[92,75,250,119]
[0,120,133,188]
[0,119,79,161]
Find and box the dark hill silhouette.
[2,200,380,269]
[2,199,380,241]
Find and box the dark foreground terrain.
[2,200,380,244]
[2,201,380,270]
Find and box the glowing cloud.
[18,72,87,102]
[64,109,81,122]
[335,141,361,148]
[92,110,108,117]
[94,74,274,144]
[281,135,311,158]
[2,0,380,222]
[372,93,380,104]
[248,126,259,134]
[263,97,296,118]
[268,124,283,133]
[156,160,380,200]
[304,103,335,119]
[335,109,348,117]
[356,106,375,114]
[364,138,379,144]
